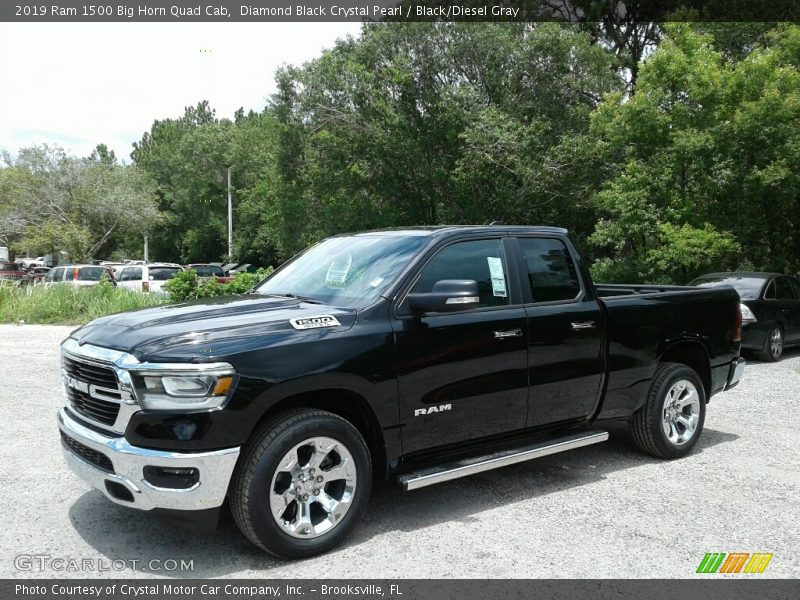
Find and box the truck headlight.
[131,369,235,411]
[740,303,757,325]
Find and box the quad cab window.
[518,237,581,302]
[410,239,510,308]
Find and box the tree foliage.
[0,145,159,262]
[3,22,800,286]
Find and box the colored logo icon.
[696,552,773,574]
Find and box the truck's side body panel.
[597,287,741,419]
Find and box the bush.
[164,267,274,302]
[0,283,166,325]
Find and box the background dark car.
[185,263,232,284]
[689,272,800,361]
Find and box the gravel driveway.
[1,324,798,578]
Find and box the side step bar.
[398,430,609,491]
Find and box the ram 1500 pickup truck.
[57,226,745,558]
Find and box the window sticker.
[325,254,352,289]
[487,257,507,297]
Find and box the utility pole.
[227,166,233,260]
[143,234,149,262]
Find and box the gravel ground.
[1,323,798,579]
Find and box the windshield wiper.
[264,292,322,304]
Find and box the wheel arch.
[659,341,711,400]
[249,388,388,480]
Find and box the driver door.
[392,237,529,454]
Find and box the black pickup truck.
[58,226,745,558]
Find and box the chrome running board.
[398,430,609,491]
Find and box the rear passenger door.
[513,236,605,427]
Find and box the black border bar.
[3,1,800,23]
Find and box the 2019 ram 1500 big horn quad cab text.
[57,226,745,558]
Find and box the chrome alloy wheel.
[771,328,783,357]
[662,380,701,446]
[269,436,357,539]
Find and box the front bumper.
[726,357,746,390]
[58,408,240,511]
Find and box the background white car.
[115,263,183,293]
[18,256,45,269]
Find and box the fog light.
[143,466,199,489]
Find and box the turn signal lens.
[212,376,233,396]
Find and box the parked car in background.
[99,262,126,279]
[18,256,45,269]
[690,271,800,361]
[43,265,115,287]
[185,263,232,284]
[0,261,27,285]
[26,266,51,285]
[115,263,183,294]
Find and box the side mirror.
[408,280,480,314]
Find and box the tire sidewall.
[650,366,706,458]
[239,414,372,558]
[764,325,784,362]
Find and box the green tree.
[0,145,159,261]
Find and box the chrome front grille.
[62,355,118,389]
[62,355,122,426]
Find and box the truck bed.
[596,283,700,297]
[593,283,741,420]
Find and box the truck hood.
[70,294,357,362]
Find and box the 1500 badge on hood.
[289,315,341,330]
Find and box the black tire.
[230,409,372,559]
[631,362,706,459]
[757,324,784,362]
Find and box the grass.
[0,282,168,325]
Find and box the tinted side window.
[411,239,509,308]
[77,267,107,281]
[518,237,581,302]
[788,277,800,300]
[129,267,142,281]
[775,277,795,300]
[149,267,181,281]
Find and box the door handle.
[494,329,523,339]
[571,321,596,331]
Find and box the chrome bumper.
[726,357,746,390]
[58,408,240,511]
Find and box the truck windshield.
[689,275,766,299]
[255,235,427,308]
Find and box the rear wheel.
[631,362,706,459]
[231,409,372,558]
[758,325,784,362]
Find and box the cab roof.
[350,225,569,237]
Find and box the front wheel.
[230,409,372,559]
[630,362,706,459]
[758,325,784,362]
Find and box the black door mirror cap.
[408,279,480,314]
